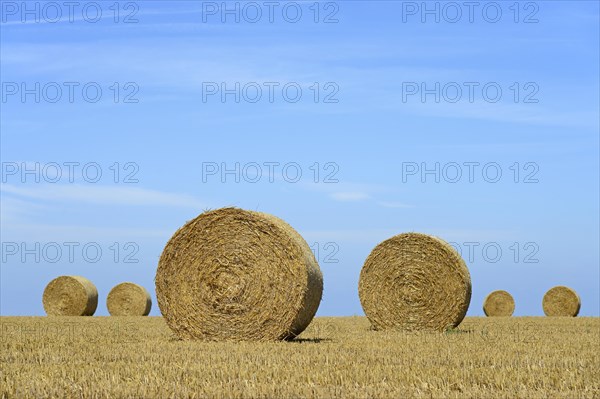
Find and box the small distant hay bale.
[155,207,323,341]
[107,282,152,316]
[358,232,471,332]
[483,290,515,317]
[42,276,98,316]
[543,286,580,317]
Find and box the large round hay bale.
[155,207,323,341]
[42,276,98,316]
[107,282,152,316]
[358,232,471,331]
[483,290,515,316]
[543,286,580,317]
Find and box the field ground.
[1,316,599,398]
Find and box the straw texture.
[483,290,515,317]
[543,286,580,317]
[107,282,152,316]
[155,207,323,341]
[359,233,471,331]
[42,276,98,316]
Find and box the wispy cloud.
[296,181,414,208]
[301,228,401,244]
[0,195,50,223]
[376,201,413,209]
[302,228,518,245]
[2,222,172,241]
[396,101,599,129]
[329,191,371,202]
[1,184,205,207]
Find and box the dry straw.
[155,207,323,341]
[107,282,152,316]
[543,286,580,317]
[42,276,98,316]
[359,232,471,332]
[483,290,515,317]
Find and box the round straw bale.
[107,282,152,316]
[483,290,515,317]
[155,207,323,341]
[42,276,98,316]
[358,232,471,332]
[543,286,580,317]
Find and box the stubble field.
[1,316,599,398]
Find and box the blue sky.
[1,1,598,317]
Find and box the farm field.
[1,316,599,398]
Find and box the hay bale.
[358,232,471,331]
[543,286,580,317]
[155,207,323,341]
[42,276,98,316]
[483,290,515,317]
[107,282,152,316]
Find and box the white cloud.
[376,201,413,209]
[301,228,518,245]
[298,181,413,208]
[329,192,371,202]
[1,184,205,208]
[0,195,50,223]
[301,228,400,244]
[1,222,171,242]
[393,99,598,130]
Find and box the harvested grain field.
[1,316,598,398]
